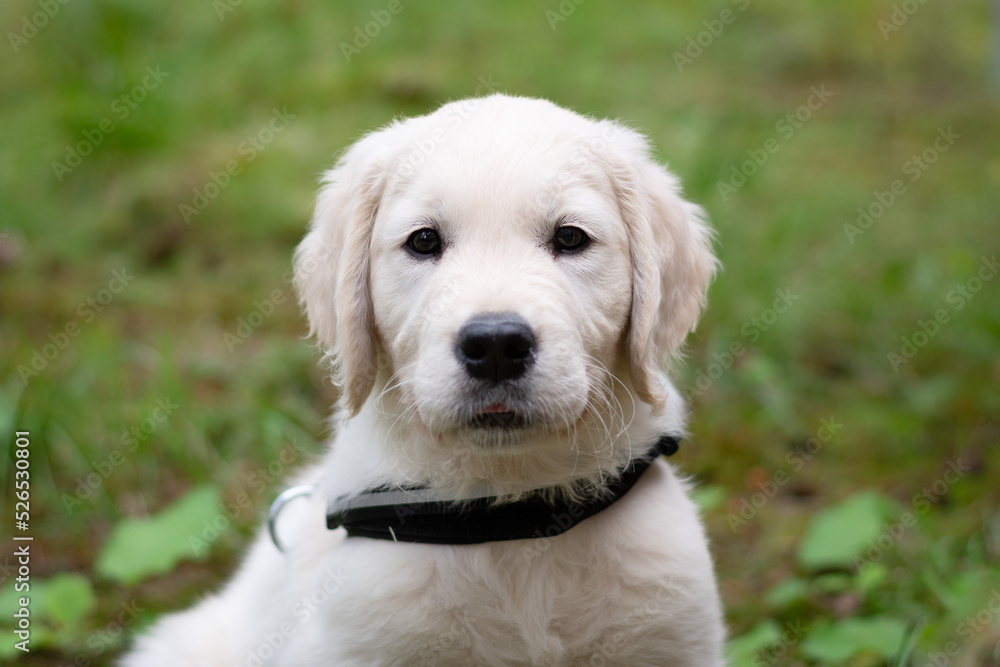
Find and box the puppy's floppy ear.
[601,123,718,410]
[294,135,388,415]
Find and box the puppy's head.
[295,96,716,488]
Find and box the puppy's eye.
[553,226,589,253]
[407,229,442,256]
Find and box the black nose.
[455,313,536,383]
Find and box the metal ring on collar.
[267,485,316,554]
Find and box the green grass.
[2,0,999,664]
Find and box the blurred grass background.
[1,0,999,664]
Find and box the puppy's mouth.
[468,402,528,430]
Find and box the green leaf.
[96,485,222,585]
[857,562,890,595]
[0,581,20,618]
[933,568,1000,619]
[35,573,96,629]
[764,578,809,609]
[0,573,95,651]
[726,620,782,666]
[797,491,898,571]
[814,572,853,594]
[0,640,21,661]
[801,617,908,662]
[691,484,727,512]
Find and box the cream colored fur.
[121,95,725,666]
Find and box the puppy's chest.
[292,542,679,666]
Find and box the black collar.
[325,435,680,545]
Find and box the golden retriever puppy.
[122,95,724,666]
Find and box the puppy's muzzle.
[455,313,535,383]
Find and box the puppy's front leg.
[120,470,337,666]
[119,593,239,667]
